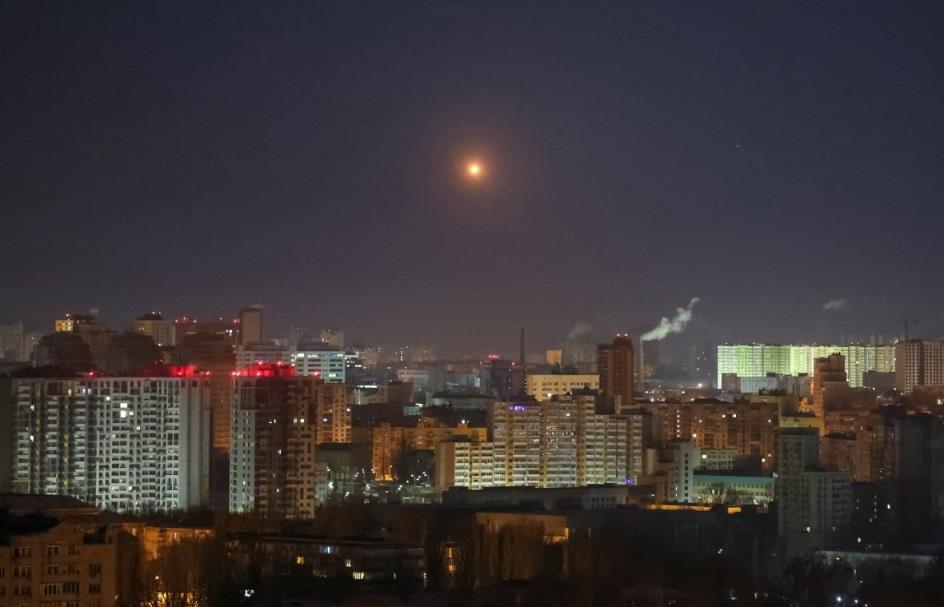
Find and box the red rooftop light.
[236,363,297,378]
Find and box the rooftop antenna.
[519,327,525,367]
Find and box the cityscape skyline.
[5,3,944,605]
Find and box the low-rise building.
[0,519,121,607]
[525,373,599,399]
[693,473,775,507]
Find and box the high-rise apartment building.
[644,399,780,469]
[490,402,542,487]
[230,367,352,517]
[598,335,634,411]
[485,397,628,489]
[776,428,852,556]
[11,374,211,512]
[539,395,627,487]
[230,369,319,518]
[313,381,353,444]
[177,332,235,454]
[717,344,895,388]
[435,441,495,491]
[578,400,628,486]
[895,340,944,393]
[811,353,849,419]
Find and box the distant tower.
[519,327,525,367]
[811,353,848,420]
[238,307,263,346]
[598,334,635,412]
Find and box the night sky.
[3,2,944,357]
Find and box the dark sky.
[3,2,944,357]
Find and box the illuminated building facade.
[525,373,599,399]
[895,339,944,393]
[693,473,775,507]
[295,344,346,383]
[11,375,211,512]
[490,402,541,487]
[437,397,630,492]
[435,441,495,491]
[717,344,895,388]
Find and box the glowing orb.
[466,162,483,178]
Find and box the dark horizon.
[4,2,944,356]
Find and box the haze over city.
[5,3,944,357]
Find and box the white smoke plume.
[823,298,849,311]
[567,321,593,340]
[641,298,701,342]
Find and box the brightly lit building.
[490,402,542,487]
[525,373,599,399]
[693,473,775,507]
[11,373,211,512]
[895,339,944,393]
[295,344,346,383]
[540,394,627,487]
[485,397,628,490]
[716,344,895,388]
[435,440,495,491]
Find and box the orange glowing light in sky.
[466,161,483,178]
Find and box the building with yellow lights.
[525,373,599,399]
